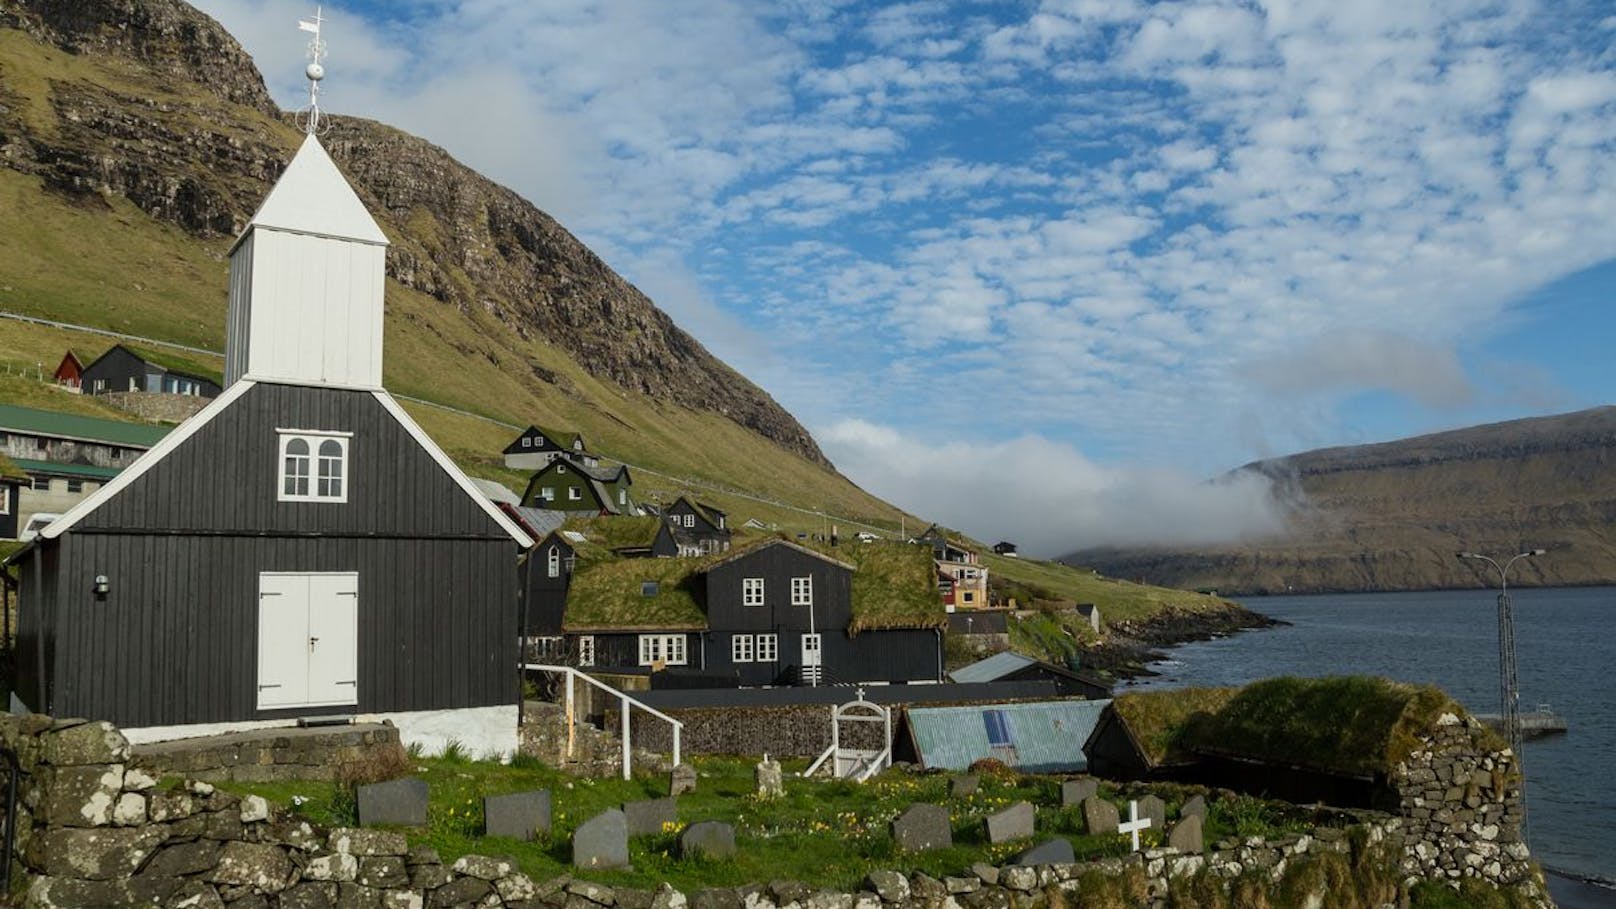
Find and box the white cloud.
[819,419,1290,557]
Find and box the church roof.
[236,134,389,249]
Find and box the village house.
[992,540,1019,557]
[81,342,223,398]
[52,350,85,391]
[4,133,533,754]
[0,453,26,540]
[663,495,732,556]
[559,537,945,687]
[519,453,635,514]
[0,403,170,526]
[917,524,992,611]
[502,424,598,470]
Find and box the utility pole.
[1457,548,1545,842]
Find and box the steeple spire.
[297,6,327,135]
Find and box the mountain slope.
[0,0,820,464]
[1069,407,1616,594]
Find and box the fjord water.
[1130,586,1615,882]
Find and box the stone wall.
[97,391,210,423]
[608,703,887,759]
[1392,711,1532,888]
[130,724,403,783]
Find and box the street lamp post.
[1456,548,1545,841]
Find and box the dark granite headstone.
[572,809,630,870]
[670,764,698,796]
[1060,778,1098,807]
[1179,795,1207,820]
[1082,796,1119,835]
[678,821,736,860]
[891,804,952,852]
[1138,795,1167,837]
[1014,838,1075,866]
[356,778,428,827]
[623,798,679,837]
[1168,815,1204,854]
[984,801,1036,844]
[484,790,551,841]
[950,775,979,797]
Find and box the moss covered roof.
[564,515,664,552]
[0,452,27,484]
[122,344,224,385]
[562,535,947,633]
[1115,676,1472,777]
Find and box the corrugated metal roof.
[907,699,1111,773]
[0,404,170,448]
[470,478,520,506]
[950,651,1037,684]
[12,458,122,480]
[512,507,568,539]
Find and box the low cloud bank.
[820,420,1293,559]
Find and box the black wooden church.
[5,134,534,753]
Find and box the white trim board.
[42,380,257,539]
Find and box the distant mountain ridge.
[1069,407,1616,595]
[0,0,825,466]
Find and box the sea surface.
[1129,586,1615,883]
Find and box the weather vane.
[296,6,328,135]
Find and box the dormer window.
[279,430,351,502]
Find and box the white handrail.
[524,663,684,780]
[803,743,836,777]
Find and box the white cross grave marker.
[1119,799,1153,851]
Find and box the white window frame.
[277,429,352,503]
[567,487,582,501]
[684,513,695,528]
[742,577,765,606]
[540,486,555,501]
[577,635,595,667]
[619,488,627,505]
[791,576,813,607]
[638,634,688,666]
[547,547,561,578]
[732,634,754,663]
[757,633,778,662]
[0,487,9,515]
[521,437,532,448]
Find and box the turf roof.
[1114,676,1472,777]
[0,452,28,483]
[564,515,665,552]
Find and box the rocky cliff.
[1069,407,1616,594]
[0,0,827,465]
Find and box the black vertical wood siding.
[78,384,510,538]
[0,482,18,539]
[15,383,522,727]
[522,538,572,635]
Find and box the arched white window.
[279,430,351,502]
[547,546,561,578]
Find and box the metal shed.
[903,698,1112,773]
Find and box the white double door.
[257,572,359,710]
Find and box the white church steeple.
[224,12,389,390]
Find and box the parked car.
[855,531,880,543]
[20,513,61,541]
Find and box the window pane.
[287,438,310,455]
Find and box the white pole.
[673,724,682,769]
[621,695,632,780]
[565,671,576,760]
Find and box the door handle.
[309,636,319,651]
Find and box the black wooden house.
[663,496,731,556]
[5,134,533,753]
[81,343,223,398]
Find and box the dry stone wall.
[1392,711,1532,888]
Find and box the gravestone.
[755,755,784,799]
[1168,815,1204,854]
[1082,796,1119,835]
[1014,838,1075,866]
[1138,795,1167,836]
[484,790,551,841]
[891,804,952,852]
[670,764,698,796]
[356,778,428,827]
[950,775,979,797]
[1180,795,1207,820]
[572,809,630,870]
[1060,779,1098,807]
[679,821,737,860]
[984,801,1036,844]
[623,797,679,837]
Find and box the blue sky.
[198,0,1616,554]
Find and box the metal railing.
[523,663,682,780]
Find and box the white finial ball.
[305,62,325,82]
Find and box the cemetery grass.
[224,756,1311,892]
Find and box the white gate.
[804,688,892,782]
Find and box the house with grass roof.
[502,424,598,470]
[916,523,992,611]
[0,452,27,540]
[561,537,946,686]
[81,342,223,398]
[663,495,731,556]
[519,453,636,514]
